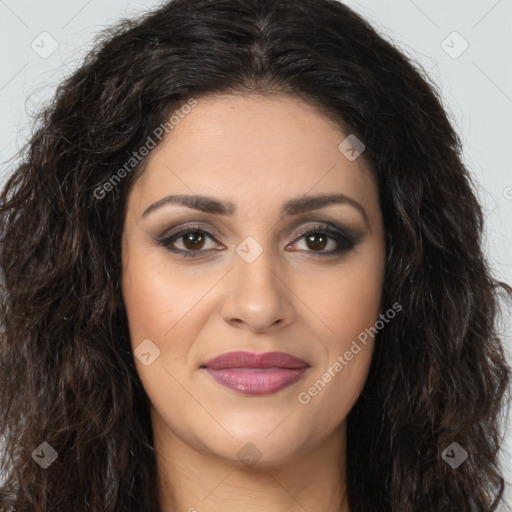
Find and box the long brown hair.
[1,0,510,510]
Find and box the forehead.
[127,93,378,218]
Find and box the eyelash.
[157,223,357,259]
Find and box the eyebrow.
[141,193,370,226]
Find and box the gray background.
[0,0,511,507]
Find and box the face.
[121,93,386,467]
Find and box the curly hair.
[0,0,510,510]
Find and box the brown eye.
[159,223,358,259]
[305,232,328,251]
[288,225,358,256]
[182,231,206,251]
[159,226,221,257]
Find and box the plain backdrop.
[0,0,511,507]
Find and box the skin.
[121,93,386,512]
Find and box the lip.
[201,351,310,396]
[202,350,309,369]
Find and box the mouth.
[200,351,310,396]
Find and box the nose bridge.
[220,235,295,331]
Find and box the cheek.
[293,251,383,411]
[121,255,192,411]
[298,257,383,344]
[296,266,381,430]
[122,249,202,342]
[121,247,218,390]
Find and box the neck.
[152,408,351,512]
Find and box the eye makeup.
[154,220,363,259]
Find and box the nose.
[220,249,297,333]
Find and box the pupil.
[307,233,326,251]
[184,232,204,250]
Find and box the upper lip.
[201,351,309,369]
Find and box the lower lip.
[204,367,309,395]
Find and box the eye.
[287,225,357,256]
[158,225,221,257]
[157,222,358,258]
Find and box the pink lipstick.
[201,351,310,396]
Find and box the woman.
[0,0,510,510]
